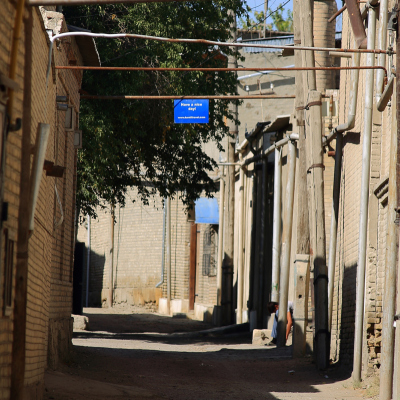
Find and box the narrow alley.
[44,306,375,400]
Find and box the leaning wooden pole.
[300,0,329,370]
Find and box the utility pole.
[292,0,310,358]
[299,0,329,370]
[221,9,237,326]
[264,0,268,38]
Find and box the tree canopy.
[239,5,293,32]
[64,2,247,219]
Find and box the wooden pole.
[292,0,311,358]
[11,7,32,399]
[221,9,237,326]
[300,0,329,370]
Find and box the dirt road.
[44,306,378,400]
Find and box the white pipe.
[237,155,245,323]
[217,169,225,306]
[375,0,388,104]
[166,196,171,312]
[156,199,167,288]
[271,147,282,302]
[277,139,296,347]
[237,65,295,81]
[353,6,377,384]
[328,51,361,328]
[86,214,90,307]
[29,123,50,231]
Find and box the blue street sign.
[174,99,209,124]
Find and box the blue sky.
[245,0,343,32]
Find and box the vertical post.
[394,14,400,396]
[328,133,343,330]
[108,205,115,308]
[11,7,32,399]
[217,168,225,306]
[222,9,237,325]
[166,196,172,313]
[353,6,377,383]
[263,0,268,37]
[300,0,328,370]
[379,68,397,400]
[292,0,310,358]
[189,222,197,311]
[86,214,90,307]
[237,156,245,323]
[271,147,282,302]
[277,139,296,347]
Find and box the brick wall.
[0,4,87,398]
[77,191,192,307]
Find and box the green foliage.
[266,5,293,32]
[64,2,246,219]
[238,4,293,32]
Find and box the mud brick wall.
[77,192,191,307]
[0,4,85,398]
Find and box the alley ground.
[44,306,378,400]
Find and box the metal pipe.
[327,133,343,331]
[271,147,282,302]
[217,169,225,306]
[109,206,115,308]
[328,4,347,23]
[29,0,205,4]
[379,69,397,400]
[81,95,296,100]
[276,139,296,347]
[377,73,394,112]
[327,52,361,329]
[86,214,90,307]
[353,6,377,384]
[156,199,167,288]
[375,0,389,104]
[59,65,387,74]
[324,52,361,146]
[166,196,171,313]
[243,133,299,166]
[48,31,391,58]
[345,0,367,49]
[237,154,245,324]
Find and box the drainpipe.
[217,170,225,306]
[166,196,171,313]
[353,4,377,384]
[86,214,91,307]
[108,205,115,308]
[379,66,397,400]
[156,199,167,288]
[271,147,282,302]
[375,0,389,104]
[237,155,245,323]
[328,51,360,330]
[276,139,296,347]
[345,0,367,49]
